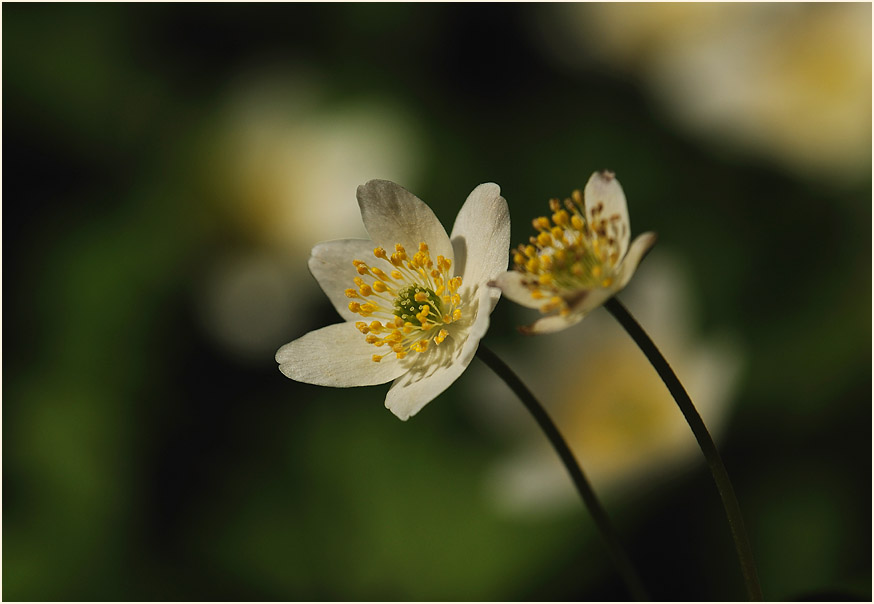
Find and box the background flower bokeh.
[4,3,871,601]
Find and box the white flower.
[275,180,510,420]
[492,170,656,334]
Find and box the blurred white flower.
[540,3,871,181]
[276,180,510,421]
[199,71,424,359]
[493,171,655,334]
[478,252,742,515]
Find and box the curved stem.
[604,297,763,601]
[476,344,649,601]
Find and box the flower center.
[346,242,464,362]
[513,190,625,316]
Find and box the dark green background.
[4,3,871,601]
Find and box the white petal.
[520,287,613,335]
[521,311,585,335]
[276,322,408,387]
[450,183,511,309]
[615,232,658,290]
[384,288,492,420]
[490,271,543,309]
[584,170,630,258]
[308,239,378,321]
[357,180,454,265]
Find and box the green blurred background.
[4,3,871,601]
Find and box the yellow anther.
[392,343,404,353]
[442,295,451,305]
[452,309,462,321]
[601,277,613,287]
[537,231,552,247]
[513,252,525,266]
[549,198,561,212]
[551,226,564,240]
[591,265,602,278]
[385,331,403,342]
[532,216,550,230]
[403,323,414,334]
[414,292,429,303]
[365,335,379,344]
[552,209,569,226]
[369,321,383,332]
[531,290,544,299]
[435,329,449,344]
[391,270,403,280]
[418,242,429,253]
[348,301,361,313]
[572,189,583,205]
[451,294,461,306]
[414,340,429,353]
[540,254,553,270]
[395,351,407,359]
[359,284,373,296]
[430,269,440,279]
[357,265,370,275]
[359,303,377,315]
[449,277,463,291]
[538,273,553,285]
[393,316,405,328]
[524,245,536,258]
[571,262,584,276]
[554,249,567,264]
[525,258,539,273]
[355,321,370,334]
[354,277,366,287]
[372,281,388,293]
[571,215,584,230]
[390,253,404,267]
[373,247,388,260]
[345,288,359,298]
[372,354,383,363]
[394,244,407,259]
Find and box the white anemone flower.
[275,180,510,420]
[493,171,656,334]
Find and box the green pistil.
[393,285,442,326]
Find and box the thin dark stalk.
[604,297,763,601]
[476,344,649,601]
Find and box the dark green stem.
[604,297,763,601]
[476,344,649,601]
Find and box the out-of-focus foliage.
[4,4,871,601]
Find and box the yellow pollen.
[372,281,388,293]
[537,231,552,247]
[572,189,583,205]
[348,301,361,313]
[532,216,550,230]
[551,226,564,240]
[370,321,383,332]
[552,210,569,226]
[571,215,584,230]
[355,321,369,334]
[373,247,388,260]
[435,329,449,344]
[359,284,373,296]
[345,288,359,298]
[452,309,462,321]
[513,252,525,266]
[372,354,383,362]
[391,270,403,280]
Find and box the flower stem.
[603,297,763,601]
[476,344,649,601]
